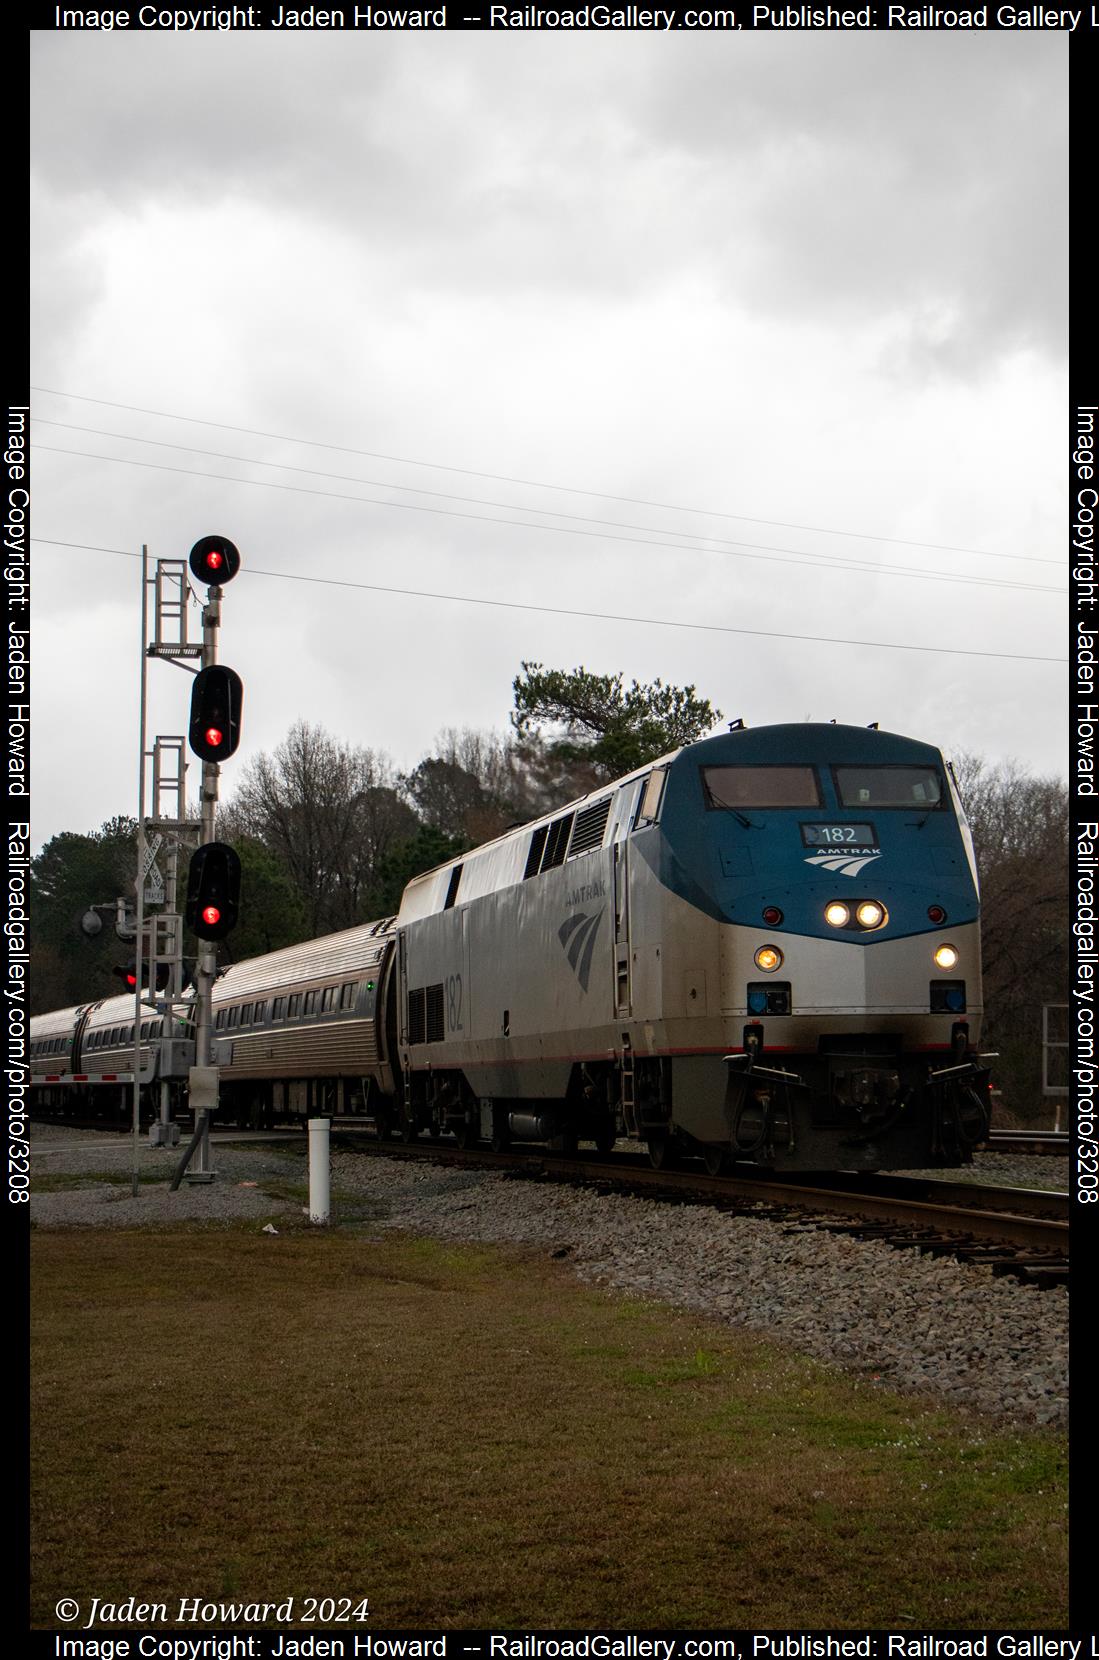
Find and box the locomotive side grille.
[408,987,426,1046]
[426,983,445,1043]
[542,813,574,871]
[524,825,549,878]
[568,797,611,858]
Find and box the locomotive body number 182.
[800,822,878,847]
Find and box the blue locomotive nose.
[653,723,979,944]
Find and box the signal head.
[189,535,240,586]
[188,665,243,763]
[185,842,242,942]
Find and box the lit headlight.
[856,901,886,929]
[824,902,850,928]
[934,944,959,970]
[754,945,783,972]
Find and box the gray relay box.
[188,1066,220,1112]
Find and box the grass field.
[31,1223,1067,1629]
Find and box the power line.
[32,535,1067,665]
[34,443,1064,598]
[31,418,1065,596]
[30,384,1060,568]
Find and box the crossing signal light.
[189,535,240,586]
[188,666,243,763]
[185,843,241,942]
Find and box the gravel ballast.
[29,1124,1069,1428]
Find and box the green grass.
[31,1228,1067,1629]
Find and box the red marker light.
[205,550,224,571]
[205,726,224,748]
[202,905,222,927]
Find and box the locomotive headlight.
[824,902,850,928]
[754,945,783,972]
[855,901,886,930]
[934,944,959,970]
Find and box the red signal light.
[205,727,224,748]
[189,536,240,586]
[185,842,241,941]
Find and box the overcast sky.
[29,30,1068,854]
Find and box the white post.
[308,1118,331,1225]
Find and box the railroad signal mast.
[175,536,244,1184]
[130,535,243,1188]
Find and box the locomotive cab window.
[634,769,667,829]
[702,765,821,809]
[834,765,944,808]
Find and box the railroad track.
[30,1112,1070,1289]
[332,1129,1070,1291]
[983,1129,1069,1156]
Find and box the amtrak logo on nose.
[558,909,605,993]
[804,852,882,877]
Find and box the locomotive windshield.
[702,765,821,809]
[834,765,944,808]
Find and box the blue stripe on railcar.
[640,723,978,940]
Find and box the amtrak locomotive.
[30,723,990,1172]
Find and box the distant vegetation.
[29,670,1067,1123]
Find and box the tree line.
[29,665,1066,1122]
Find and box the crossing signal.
[189,535,240,586]
[185,843,241,942]
[188,665,243,763]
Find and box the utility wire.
[32,535,1067,665]
[30,385,1059,568]
[31,419,1065,595]
[34,443,1063,598]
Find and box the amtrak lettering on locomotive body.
[565,878,606,908]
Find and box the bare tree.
[403,726,604,842]
[222,722,417,935]
[950,752,1069,1122]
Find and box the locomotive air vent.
[567,798,611,859]
[408,987,426,1046]
[542,813,575,871]
[524,824,549,879]
[426,983,445,1043]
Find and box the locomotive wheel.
[702,1145,728,1177]
[647,1135,678,1171]
[454,1115,478,1149]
